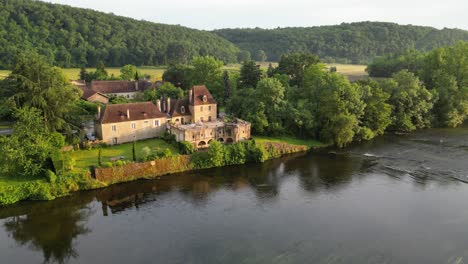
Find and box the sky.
[44,0,468,30]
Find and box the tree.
[166,42,194,64]
[98,148,102,167]
[255,50,267,62]
[266,63,276,77]
[382,70,434,131]
[223,70,231,104]
[79,67,87,80]
[278,52,320,86]
[239,60,263,88]
[0,107,57,178]
[132,141,136,161]
[237,50,251,63]
[5,52,81,132]
[191,56,224,100]
[208,140,225,167]
[162,64,193,90]
[146,83,184,100]
[120,64,138,80]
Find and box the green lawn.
[253,136,327,148]
[66,138,178,169]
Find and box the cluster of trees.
[0,52,93,179]
[214,22,468,64]
[224,52,441,147]
[367,42,468,127]
[0,0,239,69]
[79,63,145,82]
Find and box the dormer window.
[202,95,207,102]
[181,106,185,114]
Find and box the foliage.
[277,52,320,86]
[190,56,224,101]
[178,141,195,155]
[0,107,57,178]
[109,95,129,104]
[382,70,434,131]
[132,141,136,161]
[2,52,80,132]
[214,22,468,63]
[0,0,239,69]
[148,82,184,100]
[239,60,263,88]
[120,64,139,80]
[162,64,193,89]
[207,141,225,167]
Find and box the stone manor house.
[94,84,251,148]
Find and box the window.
[176,119,180,123]
[112,138,118,144]
[200,106,203,112]
[181,106,185,114]
[131,122,136,129]
[203,95,207,102]
[208,116,212,121]
[200,117,204,122]
[208,105,212,111]
[111,125,117,131]
[154,120,160,127]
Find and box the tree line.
[214,22,468,64]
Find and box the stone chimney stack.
[167,97,171,113]
[127,109,130,119]
[189,88,193,104]
[156,99,161,112]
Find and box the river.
[2,128,468,263]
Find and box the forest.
[214,22,468,64]
[2,0,468,69]
[0,0,240,69]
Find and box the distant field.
[0,66,167,81]
[327,64,369,81]
[0,63,369,82]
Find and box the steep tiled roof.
[90,80,153,94]
[170,98,192,117]
[99,102,166,124]
[191,85,216,105]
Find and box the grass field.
[0,63,369,82]
[254,136,326,148]
[66,138,178,169]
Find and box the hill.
[0,0,240,69]
[213,22,468,64]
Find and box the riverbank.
[0,138,317,206]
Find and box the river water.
[2,128,468,263]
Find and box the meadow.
[0,63,369,82]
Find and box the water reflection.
[1,196,94,264]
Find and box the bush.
[191,151,211,169]
[140,146,152,161]
[114,160,124,166]
[45,170,57,183]
[102,162,113,168]
[178,141,195,154]
[161,132,176,143]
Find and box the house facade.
[95,85,251,147]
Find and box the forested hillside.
[214,22,468,63]
[0,0,239,69]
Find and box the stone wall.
[95,155,193,184]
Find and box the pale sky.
[44,0,468,30]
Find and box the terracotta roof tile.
[100,102,166,124]
[90,80,153,94]
[191,85,216,105]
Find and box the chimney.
[167,97,171,113]
[135,81,139,91]
[156,99,161,112]
[127,109,130,119]
[96,106,101,120]
[189,88,193,104]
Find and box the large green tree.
[278,52,320,86]
[4,52,81,132]
[239,60,263,89]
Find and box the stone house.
[76,80,153,103]
[95,85,251,147]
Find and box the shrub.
[140,146,152,161]
[45,170,57,183]
[178,141,195,154]
[114,160,124,166]
[191,151,211,169]
[161,132,176,143]
[208,141,225,167]
[102,162,113,168]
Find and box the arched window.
[181,106,185,114]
